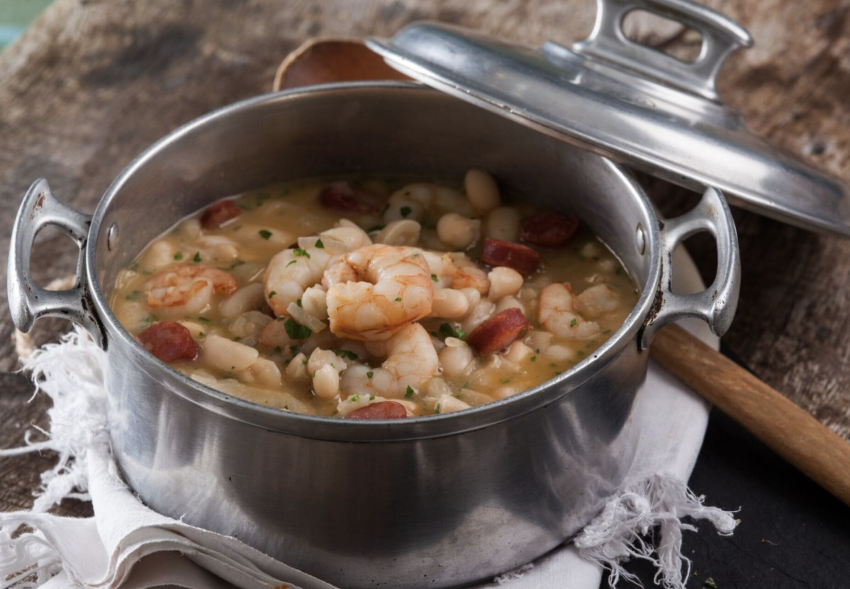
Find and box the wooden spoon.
[652,324,850,507]
[273,37,410,91]
[275,38,850,508]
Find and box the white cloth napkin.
[0,249,736,589]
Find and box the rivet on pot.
[107,223,119,252]
[635,223,646,255]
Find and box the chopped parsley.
[438,323,466,340]
[173,251,184,261]
[198,331,205,338]
[269,291,277,298]
[530,355,537,362]
[400,206,412,218]
[258,229,272,240]
[193,251,202,263]
[351,395,360,402]
[369,395,375,401]
[293,248,310,259]
[286,260,297,267]
[284,318,312,340]
[570,318,577,327]
[395,297,402,302]
[197,317,211,324]
[405,385,415,399]
[315,238,324,249]
[431,273,439,282]
[366,371,374,379]
[434,403,441,414]
[125,290,142,302]
[296,298,302,307]
[333,349,359,361]
[500,378,511,384]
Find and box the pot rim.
[86,81,663,441]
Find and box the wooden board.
[1,0,849,516]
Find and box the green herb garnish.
[431,273,439,282]
[125,290,142,302]
[438,323,466,340]
[258,229,272,240]
[315,238,324,249]
[174,251,184,261]
[193,252,202,263]
[333,349,358,361]
[400,206,412,218]
[434,403,441,414]
[269,291,277,298]
[405,385,415,399]
[286,260,297,267]
[284,318,312,340]
[570,318,577,327]
[366,371,374,379]
[293,248,310,258]
[351,395,360,402]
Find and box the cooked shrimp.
[324,244,434,340]
[264,221,372,317]
[574,284,622,320]
[538,283,600,340]
[420,251,490,295]
[339,323,439,398]
[143,264,238,317]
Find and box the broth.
[110,172,638,418]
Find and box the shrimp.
[339,323,439,399]
[420,250,490,295]
[323,244,434,340]
[574,284,622,319]
[143,264,238,318]
[538,283,600,340]
[263,221,372,317]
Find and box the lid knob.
[571,0,753,101]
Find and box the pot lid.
[366,0,850,237]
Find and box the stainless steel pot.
[8,82,739,589]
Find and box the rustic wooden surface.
[1,0,850,566]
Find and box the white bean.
[375,219,422,246]
[220,283,265,319]
[430,288,469,319]
[544,344,574,362]
[143,240,176,271]
[286,352,310,382]
[465,169,500,213]
[488,267,523,301]
[527,330,553,352]
[313,365,340,399]
[458,288,481,318]
[495,296,523,314]
[308,347,346,374]
[483,206,521,242]
[461,299,496,333]
[435,393,470,414]
[203,334,259,372]
[504,340,534,364]
[436,213,481,250]
[249,357,282,388]
[439,340,474,377]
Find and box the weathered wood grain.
[2,0,850,518]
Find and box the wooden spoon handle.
[651,323,850,507]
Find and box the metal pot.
[8,82,739,589]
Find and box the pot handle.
[572,0,753,101]
[639,186,740,350]
[7,179,106,348]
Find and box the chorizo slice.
[319,181,381,214]
[481,238,540,277]
[466,308,530,356]
[200,200,241,229]
[138,321,199,363]
[520,212,579,247]
[345,401,408,420]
